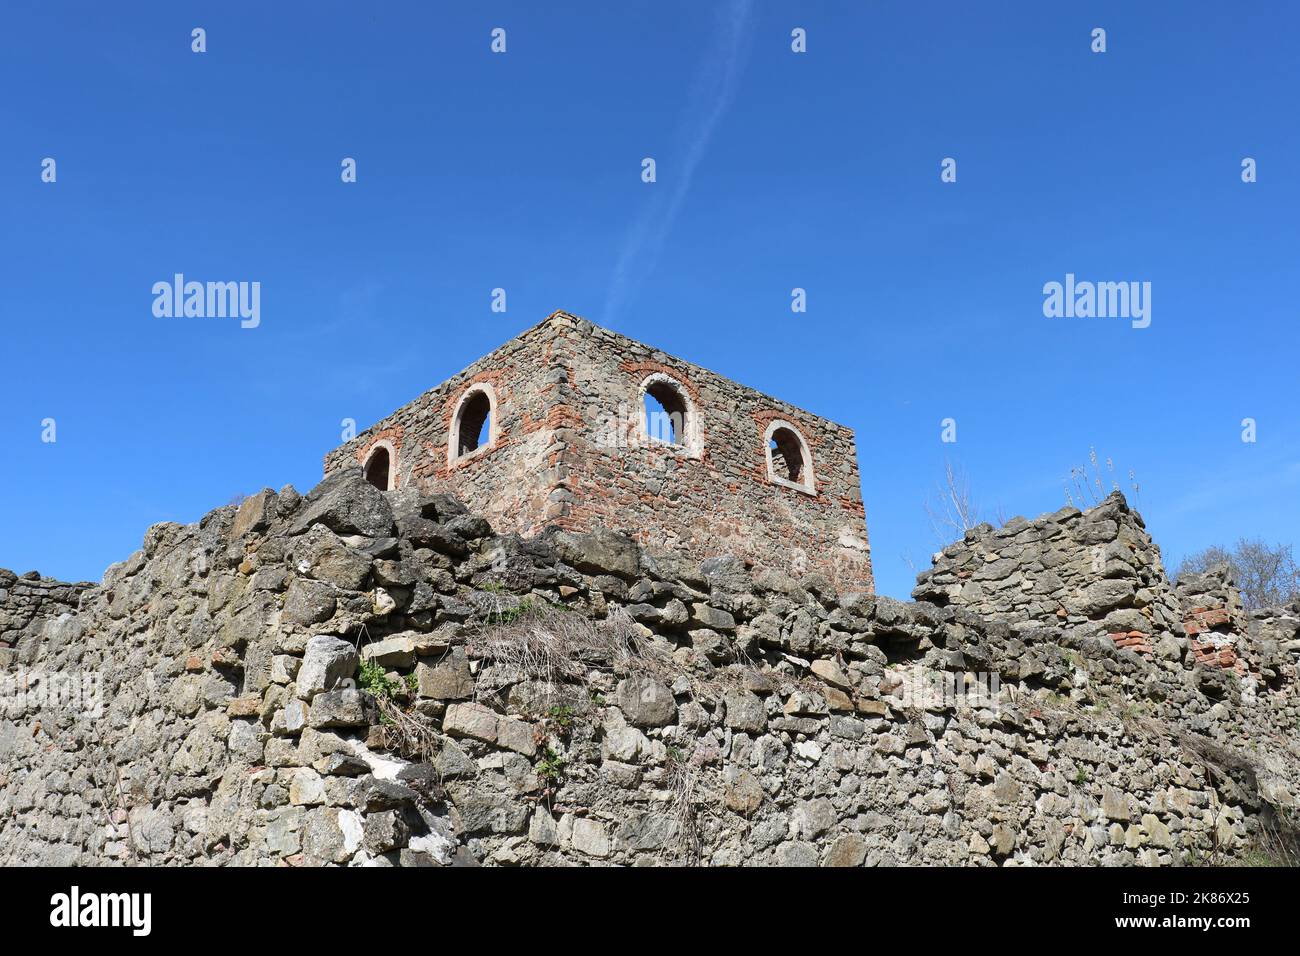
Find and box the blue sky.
[2,1,1297,598]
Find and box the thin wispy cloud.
[1159,458,1300,521]
[604,0,756,321]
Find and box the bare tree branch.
[925,459,980,545]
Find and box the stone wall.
[1174,567,1254,674]
[322,311,873,593]
[0,569,92,666]
[2,472,1297,866]
[911,492,1300,700]
[543,314,871,594]
[913,493,1186,661]
[1247,598,1300,692]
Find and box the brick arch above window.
[355,426,404,490]
[636,371,702,458]
[763,419,816,495]
[619,359,701,403]
[448,382,498,467]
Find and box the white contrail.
[604,0,755,321]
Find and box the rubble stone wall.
[2,475,1297,866]
[1175,568,1255,675]
[0,569,92,664]
[541,313,872,594]
[913,494,1186,661]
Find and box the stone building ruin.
[4,315,1298,867]
[324,311,874,592]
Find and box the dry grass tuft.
[471,603,660,684]
[1240,805,1300,867]
[373,696,441,763]
[663,749,706,864]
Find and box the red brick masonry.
[323,312,874,592]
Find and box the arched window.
[449,383,497,465]
[770,429,804,483]
[363,444,391,491]
[644,382,685,445]
[764,421,815,494]
[638,373,699,455]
